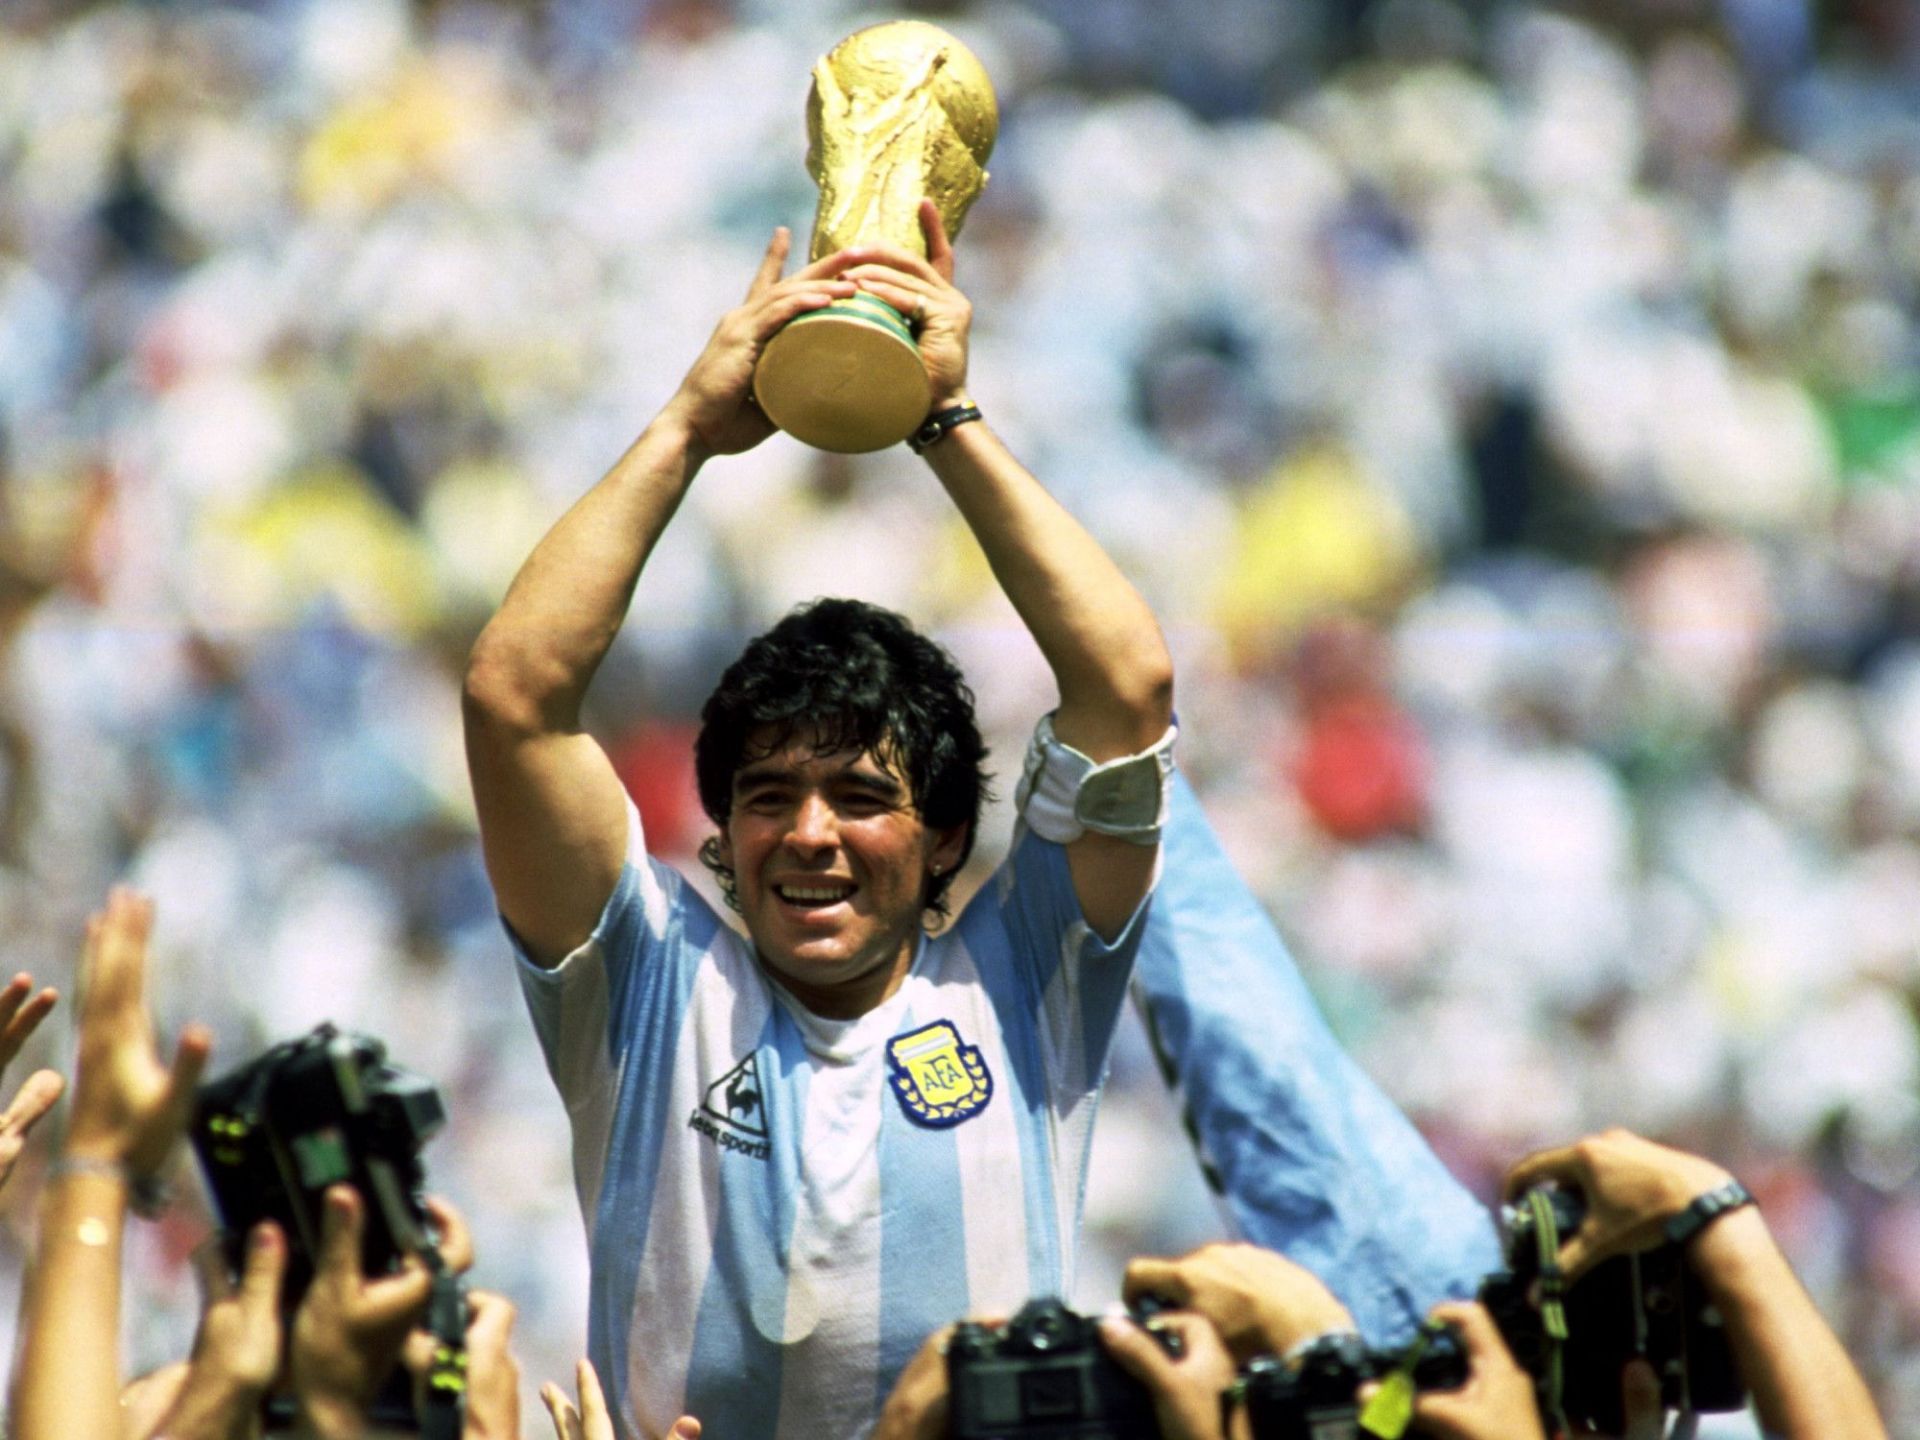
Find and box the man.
[462,203,1176,1440]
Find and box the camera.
[1481,1184,1745,1433]
[192,1022,448,1302]
[1241,1322,1467,1440]
[947,1297,1179,1439]
[190,1023,460,1433]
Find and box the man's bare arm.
[13,893,209,1440]
[1693,1210,1887,1440]
[848,206,1175,939]
[462,232,858,965]
[923,420,1174,938]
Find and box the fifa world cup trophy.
[752,21,998,453]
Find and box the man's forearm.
[1695,1210,1888,1439]
[466,413,707,732]
[13,1172,128,1440]
[923,419,1173,759]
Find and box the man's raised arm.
[846,205,1175,939]
[462,232,858,965]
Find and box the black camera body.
[1241,1323,1468,1440]
[192,1022,448,1306]
[191,1024,458,1433]
[947,1297,1177,1440]
[1482,1185,1745,1433]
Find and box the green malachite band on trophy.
[783,292,916,346]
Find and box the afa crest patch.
[887,1020,993,1128]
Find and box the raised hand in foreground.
[12,890,212,1440]
[1503,1127,1736,1280]
[63,888,212,1178]
[543,1357,700,1440]
[0,969,61,1192]
[871,1326,953,1440]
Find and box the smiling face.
[715,730,967,1018]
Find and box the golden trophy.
[752,21,998,454]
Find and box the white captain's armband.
[1014,713,1178,846]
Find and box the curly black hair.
[695,598,992,923]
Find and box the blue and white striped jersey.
[1133,776,1499,1343]
[515,801,1147,1440]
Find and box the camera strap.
[417,1254,469,1440]
[1356,1316,1445,1438]
[1525,1189,1573,1439]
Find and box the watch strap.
[1663,1178,1754,1247]
[907,403,983,455]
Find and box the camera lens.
[1026,1314,1066,1351]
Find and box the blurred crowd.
[0,0,1917,1429]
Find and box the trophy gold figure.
[752,21,998,454]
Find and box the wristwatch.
[1663,1179,1754,1247]
[907,403,983,455]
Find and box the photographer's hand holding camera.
[1401,1301,1546,1440]
[400,1288,521,1440]
[873,1305,1242,1440]
[1123,1244,1356,1363]
[1505,1127,1888,1440]
[873,1325,958,1440]
[150,1221,292,1440]
[1097,1308,1244,1440]
[11,889,213,1440]
[1591,1360,1666,1440]
[291,1183,475,1440]
[1505,1129,1736,1280]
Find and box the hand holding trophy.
[752,21,997,454]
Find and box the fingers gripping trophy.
[752,21,998,453]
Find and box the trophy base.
[754,296,931,454]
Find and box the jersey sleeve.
[975,823,1156,1098]
[509,795,717,1219]
[1130,774,1501,1342]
